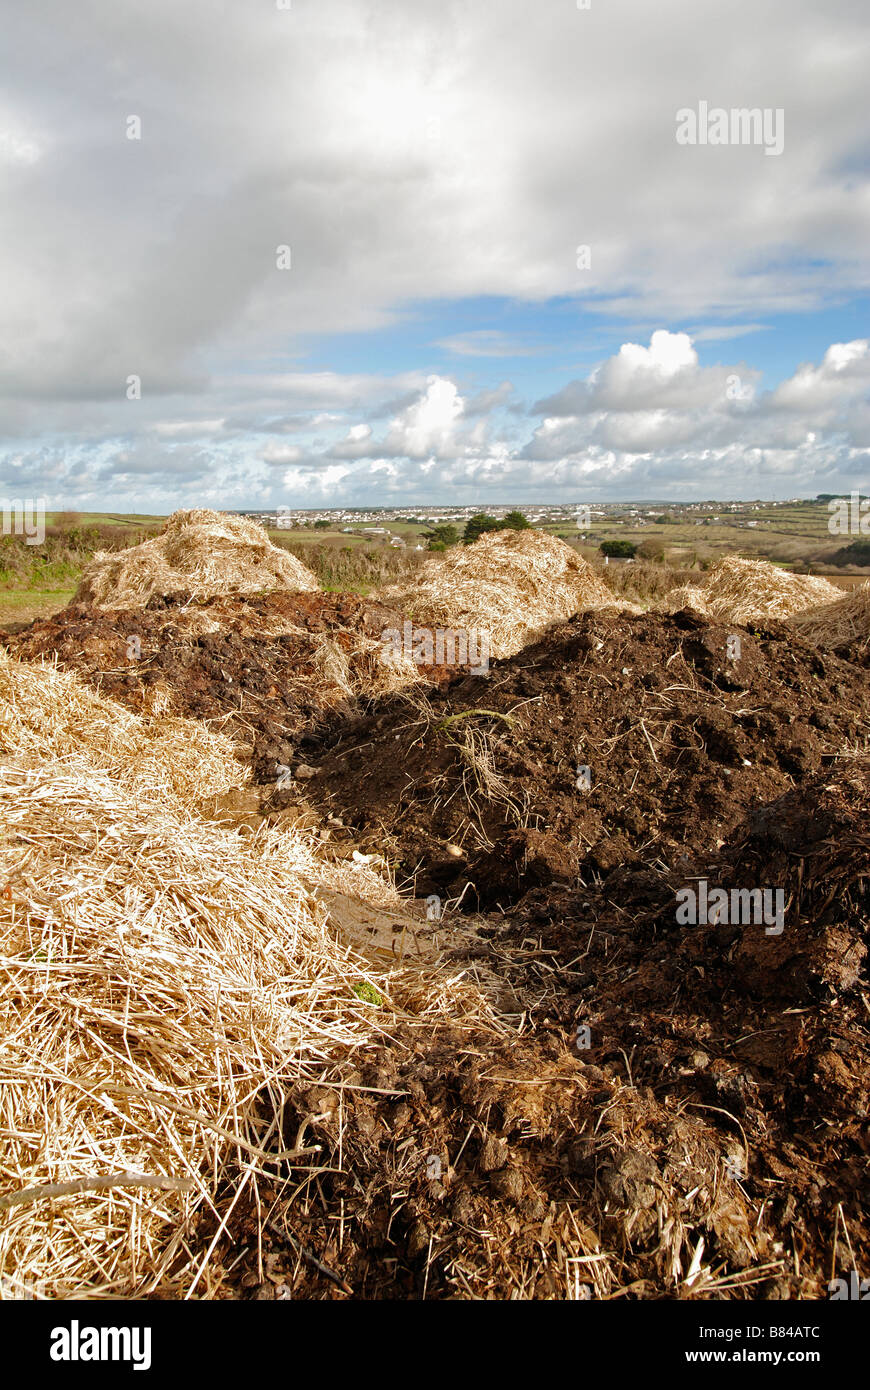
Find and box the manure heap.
[789,579,870,655]
[0,650,480,1298]
[378,528,619,659]
[75,508,318,610]
[660,555,842,624]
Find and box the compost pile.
[659,556,842,624]
[295,608,870,906]
[216,758,869,1302]
[789,579,870,662]
[0,649,481,1297]
[75,508,318,609]
[2,538,868,1301]
[378,526,621,658]
[7,590,439,785]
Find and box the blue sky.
[1,0,868,510]
[311,296,870,405]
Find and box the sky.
[1,0,869,511]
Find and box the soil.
[295,608,870,906]
[219,759,869,1301]
[5,596,869,1299]
[5,591,460,785]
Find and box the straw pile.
[75,509,319,610]
[660,557,842,624]
[789,580,870,652]
[0,648,242,804]
[0,758,396,1297]
[378,529,617,659]
[0,651,482,1297]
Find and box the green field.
[43,512,167,529]
[543,500,864,572]
[0,588,77,628]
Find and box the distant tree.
[314,519,331,529]
[463,513,504,544]
[502,510,531,530]
[600,539,637,559]
[428,540,448,553]
[425,523,459,550]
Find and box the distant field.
[269,523,429,546]
[269,529,371,548]
[43,513,167,529]
[545,501,867,572]
[0,588,76,629]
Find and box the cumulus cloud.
[770,339,870,411]
[260,443,304,466]
[383,377,465,459]
[519,334,870,491]
[3,333,869,508]
[465,382,516,417]
[534,331,747,415]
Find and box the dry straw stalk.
[660,556,842,624]
[75,509,319,610]
[788,580,870,651]
[378,528,620,659]
[0,653,494,1297]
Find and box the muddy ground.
[299,608,870,905]
[4,597,869,1299]
[7,591,460,784]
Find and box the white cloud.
[384,376,465,458]
[2,2,869,505]
[771,339,870,411]
[692,324,769,342]
[435,331,539,358]
[535,330,750,415]
[261,443,303,465]
[152,419,225,438]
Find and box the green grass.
[44,512,166,529]
[352,982,383,1007]
[0,588,76,628]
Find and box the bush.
[463,511,530,544]
[636,539,666,562]
[600,539,637,559]
[279,540,426,593]
[599,562,697,603]
[0,524,161,592]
